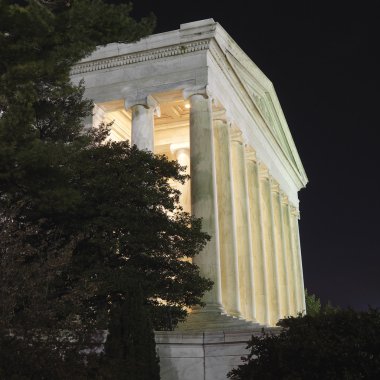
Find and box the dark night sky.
[131,1,379,310]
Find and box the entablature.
[71,19,307,206]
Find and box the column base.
[226,309,243,319]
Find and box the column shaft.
[245,149,268,325]
[284,203,298,315]
[259,167,280,325]
[268,178,282,322]
[189,94,223,310]
[291,207,306,314]
[213,117,241,317]
[171,145,191,213]
[230,131,255,321]
[131,104,154,151]
[92,104,105,130]
[83,115,93,132]
[272,184,290,318]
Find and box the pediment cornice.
[210,26,308,187]
[71,39,210,76]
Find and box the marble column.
[126,95,158,151]
[282,196,298,316]
[271,181,290,318]
[230,129,256,321]
[259,165,280,325]
[91,104,105,130]
[83,115,93,132]
[184,87,223,312]
[213,112,241,317]
[170,143,191,213]
[245,148,268,325]
[290,206,306,314]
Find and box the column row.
[211,111,305,325]
[122,88,305,326]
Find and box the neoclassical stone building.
[72,19,308,380]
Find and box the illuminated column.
[125,95,159,151]
[184,87,223,312]
[230,129,255,321]
[259,165,280,325]
[282,195,298,316]
[271,181,290,318]
[213,112,241,317]
[170,143,191,213]
[91,104,105,130]
[290,206,306,314]
[83,115,93,132]
[245,148,269,325]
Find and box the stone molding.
[71,40,210,75]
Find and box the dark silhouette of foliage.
[99,284,160,380]
[305,288,321,316]
[0,0,212,377]
[228,308,380,380]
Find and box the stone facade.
[71,19,308,380]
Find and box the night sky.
[131,1,378,310]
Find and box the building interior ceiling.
[96,90,191,160]
[96,89,224,160]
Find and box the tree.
[305,289,339,317]
[0,0,150,323]
[0,0,213,376]
[99,284,160,380]
[228,308,380,380]
[0,332,92,379]
[305,288,321,316]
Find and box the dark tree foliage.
[228,308,380,380]
[304,288,321,316]
[0,0,212,377]
[0,332,94,379]
[99,284,160,380]
[0,129,212,330]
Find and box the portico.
[72,18,308,378]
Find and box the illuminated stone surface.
[71,18,308,380]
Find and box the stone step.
[176,311,263,332]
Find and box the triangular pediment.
[224,50,303,174]
[206,29,308,184]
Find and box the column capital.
[125,94,160,116]
[170,142,190,155]
[281,192,289,205]
[258,163,270,180]
[183,85,210,100]
[230,127,243,144]
[290,206,300,218]
[212,109,228,123]
[244,145,257,162]
[270,178,280,193]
